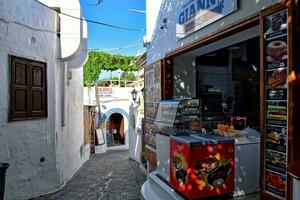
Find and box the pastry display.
[215,123,245,139]
[190,120,203,130]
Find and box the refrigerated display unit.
[170,134,235,199]
[154,99,235,198]
[155,99,204,182]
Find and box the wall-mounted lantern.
[131,89,138,101]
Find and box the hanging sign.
[263,9,289,200]
[176,0,237,39]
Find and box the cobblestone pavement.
[32,150,146,200]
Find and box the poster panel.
[264,9,289,200]
[144,62,162,148]
[265,150,286,174]
[265,170,286,198]
[266,126,287,153]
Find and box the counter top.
[287,160,300,181]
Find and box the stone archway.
[106,113,125,147]
[101,108,130,149]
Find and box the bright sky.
[80,0,146,56]
[80,0,146,78]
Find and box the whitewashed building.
[84,86,144,163]
[0,0,88,199]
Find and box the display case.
[154,99,202,136]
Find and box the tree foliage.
[83,51,139,86]
[121,71,137,81]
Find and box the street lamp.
[131,89,137,102]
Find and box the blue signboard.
[176,0,237,38]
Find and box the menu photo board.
[144,61,162,148]
[144,62,162,120]
[264,9,289,200]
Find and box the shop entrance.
[172,27,262,196]
[106,113,125,147]
[172,26,261,132]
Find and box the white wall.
[55,66,87,185]
[128,89,144,163]
[84,87,132,152]
[147,0,281,64]
[0,1,58,199]
[84,87,133,105]
[83,86,143,160]
[38,0,82,60]
[146,0,163,43]
[0,0,88,199]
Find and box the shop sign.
[97,87,113,96]
[263,9,289,200]
[176,0,237,39]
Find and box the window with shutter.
[9,55,47,121]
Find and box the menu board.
[144,61,162,148]
[145,62,162,119]
[263,9,289,200]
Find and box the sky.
[79,0,146,78]
[80,0,146,56]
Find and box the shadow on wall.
[173,55,195,98]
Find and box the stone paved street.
[32,150,146,200]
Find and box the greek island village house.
[142,0,300,200]
[0,0,88,199]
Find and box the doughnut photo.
[266,39,287,62]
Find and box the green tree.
[83,51,111,86]
[121,71,137,81]
[83,51,139,86]
[83,51,139,128]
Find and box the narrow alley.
[32,151,146,200]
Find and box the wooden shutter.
[10,56,47,121]
[10,57,29,119]
[31,62,47,117]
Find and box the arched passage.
[101,108,129,149]
[106,113,125,147]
